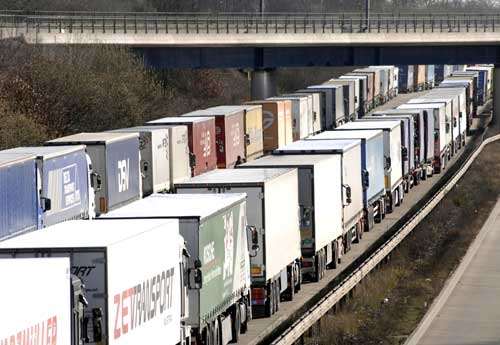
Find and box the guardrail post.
[341,14,345,33]
[377,14,380,33]
[58,17,62,33]
[492,16,495,32]
[155,18,158,34]
[266,17,268,33]
[414,14,416,32]
[431,15,434,32]
[331,16,334,33]
[134,14,137,34]
[275,17,278,33]
[304,15,307,33]
[475,17,478,32]
[176,17,180,34]
[350,17,353,33]
[102,17,105,33]
[484,15,487,32]
[144,17,148,34]
[227,18,229,34]
[216,14,219,34]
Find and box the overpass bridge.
[2,11,500,106]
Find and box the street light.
[365,0,370,31]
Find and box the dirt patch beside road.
[306,141,500,345]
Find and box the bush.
[0,41,170,144]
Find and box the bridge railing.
[1,11,500,34]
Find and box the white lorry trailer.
[0,219,190,345]
[175,168,302,318]
[101,193,252,345]
[273,139,365,247]
[239,154,344,282]
[336,121,404,213]
[0,257,78,345]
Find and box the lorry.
[246,99,293,152]
[110,126,171,196]
[181,106,246,168]
[274,139,365,243]
[268,95,309,141]
[340,75,368,117]
[426,65,436,89]
[434,65,453,83]
[399,101,450,173]
[307,130,386,230]
[101,193,252,345]
[1,145,96,227]
[361,116,415,192]
[0,153,39,240]
[175,168,302,317]
[337,77,361,116]
[0,218,189,345]
[46,133,141,216]
[139,124,192,187]
[239,154,344,282]
[336,121,404,213]
[373,108,433,178]
[414,65,427,91]
[236,104,265,161]
[354,68,381,106]
[324,79,356,121]
[147,116,217,176]
[347,71,375,111]
[0,257,85,345]
[287,92,322,135]
[397,65,415,93]
[307,84,345,127]
[296,89,327,132]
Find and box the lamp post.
[364,0,370,30]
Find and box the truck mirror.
[90,172,102,192]
[245,134,251,146]
[402,147,408,161]
[142,161,149,173]
[344,185,352,205]
[300,206,313,227]
[92,308,103,342]
[362,170,370,189]
[189,268,203,290]
[40,197,51,212]
[247,225,260,257]
[385,156,392,170]
[189,153,197,168]
[194,259,202,269]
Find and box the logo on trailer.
[113,267,176,340]
[1,316,58,345]
[118,159,130,192]
[232,123,240,147]
[262,111,275,130]
[61,164,81,208]
[223,212,234,280]
[201,131,211,158]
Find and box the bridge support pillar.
[250,69,277,100]
[493,64,500,126]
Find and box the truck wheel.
[241,298,249,334]
[203,325,211,345]
[213,319,221,345]
[231,305,241,343]
[295,262,302,293]
[275,281,280,312]
[265,282,274,317]
[314,254,322,282]
[286,268,295,301]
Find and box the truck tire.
[285,267,295,301]
[203,326,211,345]
[241,297,249,334]
[295,262,302,293]
[314,255,322,282]
[231,305,241,343]
[212,318,221,345]
[265,282,274,317]
[275,281,280,312]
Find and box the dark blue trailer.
[46,133,141,215]
[3,146,93,227]
[0,153,38,240]
[434,65,453,83]
[397,65,414,93]
[466,68,488,105]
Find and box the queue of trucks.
[0,64,494,345]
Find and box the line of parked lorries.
[0,64,494,345]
